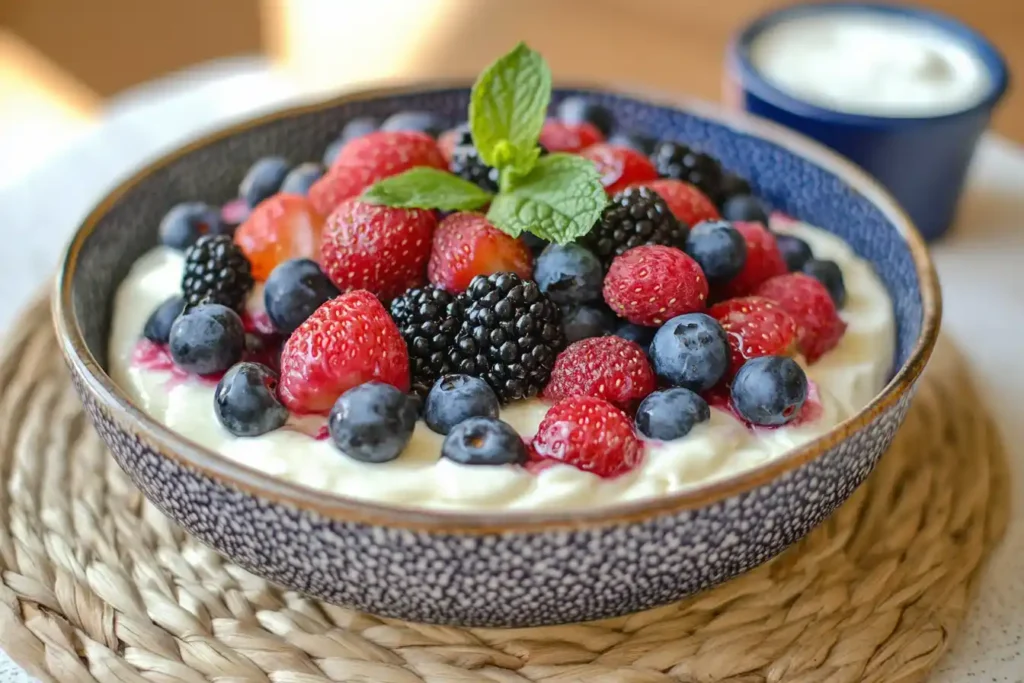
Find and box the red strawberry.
[756,273,847,362]
[234,194,325,281]
[708,296,798,377]
[543,337,656,411]
[437,128,462,164]
[531,396,644,478]
[705,379,824,429]
[718,221,788,298]
[307,165,381,217]
[427,212,533,293]
[580,143,659,194]
[638,179,720,226]
[603,245,708,326]
[278,291,410,414]
[331,130,446,173]
[539,119,604,153]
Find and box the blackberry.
[452,273,565,403]
[447,124,500,193]
[580,186,686,266]
[390,286,465,396]
[181,234,254,312]
[650,141,726,204]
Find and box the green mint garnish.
[361,168,493,211]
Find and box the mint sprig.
[362,168,492,211]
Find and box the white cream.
[750,12,991,116]
[107,219,895,511]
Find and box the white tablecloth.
[0,58,1021,682]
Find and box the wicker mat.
[0,297,1009,683]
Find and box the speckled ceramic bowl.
[54,84,940,628]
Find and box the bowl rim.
[53,80,942,533]
[728,1,1011,127]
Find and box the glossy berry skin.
[718,221,788,298]
[635,388,710,441]
[756,273,847,362]
[143,296,185,344]
[539,119,604,153]
[328,382,418,463]
[263,258,340,334]
[532,396,644,478]
[159,202,225,250]
[322,138,345,168]
[379,110,444,137]
[649,312,730,392]
[543,336,656,411]
[279,162,325,196]
[730,356,808,427]
[641,179,720,228]
[722,194,769,225]
[534,243,603,305]
[446,123,499,193]
[776,234,814,272]
[709,296,798,376]
[324,117,380,166]
[613,322,655,354]
[556,97,615,137]
[168,303,245,376]
[389,286,465,397]
[181,234,254,312]
[684,220,748,283]
[239,156,290,207]
[580,143,659,195]
[214,362,289,437]
[562,304,615,344]
[650,141,725,205]
[582,186,686,267]
[607,131,656,155]
[424,374,500,435]
[802,258,847,308]
[603,246,709,326]
[441,417,528,466]
[427,213,533,294]
[234,194,326,281]
[717,173,753,206]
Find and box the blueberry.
[722,194,769,225]
[380,110,443,137]
[168,303,245,375]
[534,243,603,305]
[613,322,655,354]
[328,382,418,463]
[322,138,345,167]
[214,362,289,436]
[239,156,290,207]
[731,356,808,426]
[159,202,224,250]
[557,96,615,137]
[521,233,549,256]
[143,296,185,344]
[340,116,379,142]
[684,220,747,283]
[264,258,340,334]
[802,258,846,308]
[635,388,710,440]
[441,417,527,466]
[424,374,500,435]
[562,305,615,343]
[279,162,325,196]
[718,173,753,203]
[650,313,729,392]
[776,234,814,272]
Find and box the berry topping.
[538,119,604,153]
[718,221,788,298]
[607,131,656,155]
[333,130,446,172]
[556,97,615,137]
[220,198,251,227]
[756,273,847,362]
[613,322,655,354]
[649,312,730,392]
[717,173,753,206]
[214,362,289,437]
[730,356,808,426]
[307,165,380,217]
[641,179,721,227]
[543,336,656,411]
[169,303,246,376]
[441,417,528,466]
[159,202,225,250]
[603,245,708,326]
[722,194,769,225]
[424,374,500,435]
[239,156,290,207]
[650,141,725,205]
[709,296,798,376]
[580,143,659,195]
[802,258,847,308]
[521,232,549,257]
[532,396,643,478]
[580,186,686,267]
[562,304,616,344]
[452,272,565,403]
[684,220,748,283]
[427,212,533,293]
[143,296,185,345]
[279,162,325,196]
[447,124,499,192]
[775,234,814,272]
[278,291,410,414]
[234,194,325,281]
[534,243,604,305]
[263,258,340,335]
[635,388,710,441]
[328,382,419,463]
[324,116,379,165]
[181,234,254,311]
[389,285,465,396]
[379,110,444,137]
[322,138,345,168]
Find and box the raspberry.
[181,235,253,311]
[755,273,847,363]
[603,245,708,326]
[580,143,659,195]
[234,194,325,281]
[708,296,798,377]
[278,291,410,414]
[320,199,437,301]
[717,221,788,298]
[580,186,687,267]
[427,213,533,293]
[639,179,720,227]
[531,396,644,478]
[543,336,656,411]
[539,119,604,153]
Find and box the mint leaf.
[470,42,551,175]
[486,154,606,243]
[361,168,493,211]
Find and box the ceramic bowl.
[54,84,940,628]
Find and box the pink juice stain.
[131,340,222,388]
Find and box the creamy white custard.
[749,12,992,116]
[107,219,895,511]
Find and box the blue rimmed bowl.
[54,84,940,628]
[726,2,1009,241]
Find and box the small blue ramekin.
[726,2,1009,241]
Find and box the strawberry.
[330,130,446,173]
[543,336,656,411]
[531,396,644,478]
[603,245,708,326]
[638,179,720,227]
[580,143,659,195]
[307,165,379,217]
[234,194,325,281]
[708,296,798,376]
[278,291,410,414]
[539,119,605,153]
[427,212,533,293]
[717,220,788,299]
[755,273,847,362]
[437,127,462,164]
[320,199,437,301]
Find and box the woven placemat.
[0,297,1009,683]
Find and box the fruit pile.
[139,43,848,479]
